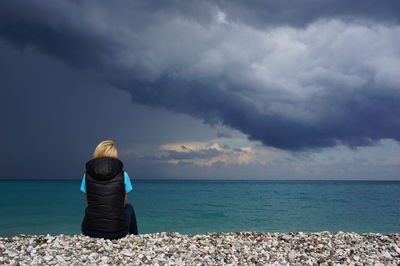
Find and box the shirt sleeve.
[124,171,133,193]
[80,174,87,193]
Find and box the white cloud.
[215,10,228,25]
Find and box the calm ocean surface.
[0,180,399,237]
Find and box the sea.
[0,180,399,237]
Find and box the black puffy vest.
[82,157,127,232]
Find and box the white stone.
[7,251,17,257]
[101,256,110,263]
[121,249,133,257]
[88,252,98,260]
[393,245,400,254]
[381,250,392,260]
[288,250,296,262]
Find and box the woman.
[80,140,138,239]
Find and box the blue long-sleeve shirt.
[80,171,133,193]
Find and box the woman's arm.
[124,194,128,205]
[80,174,87,203]
[123,171,132,206]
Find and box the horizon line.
[0,178,399,182]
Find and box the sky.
[0,0,399,180]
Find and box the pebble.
[101,256,110,263]
[88,252,98,260]
[121,249,133,257]
[7,251,17,257]
[0,232,399,265]
[288,250,296,261]
[381,250,393,260]
[393,245,400,254]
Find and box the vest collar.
[85,157,123,181]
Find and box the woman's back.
[83,157,126,232]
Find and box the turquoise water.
[0,180,399,237]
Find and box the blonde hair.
[93,140,118,158]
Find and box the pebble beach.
[1,232,399,265]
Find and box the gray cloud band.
[1,1,399,151]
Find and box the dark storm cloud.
[215,0,400,28]
[1,0,400,151]
[154,148,223,161]
[217,132,232,138]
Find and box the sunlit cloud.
[151,142,267,166]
